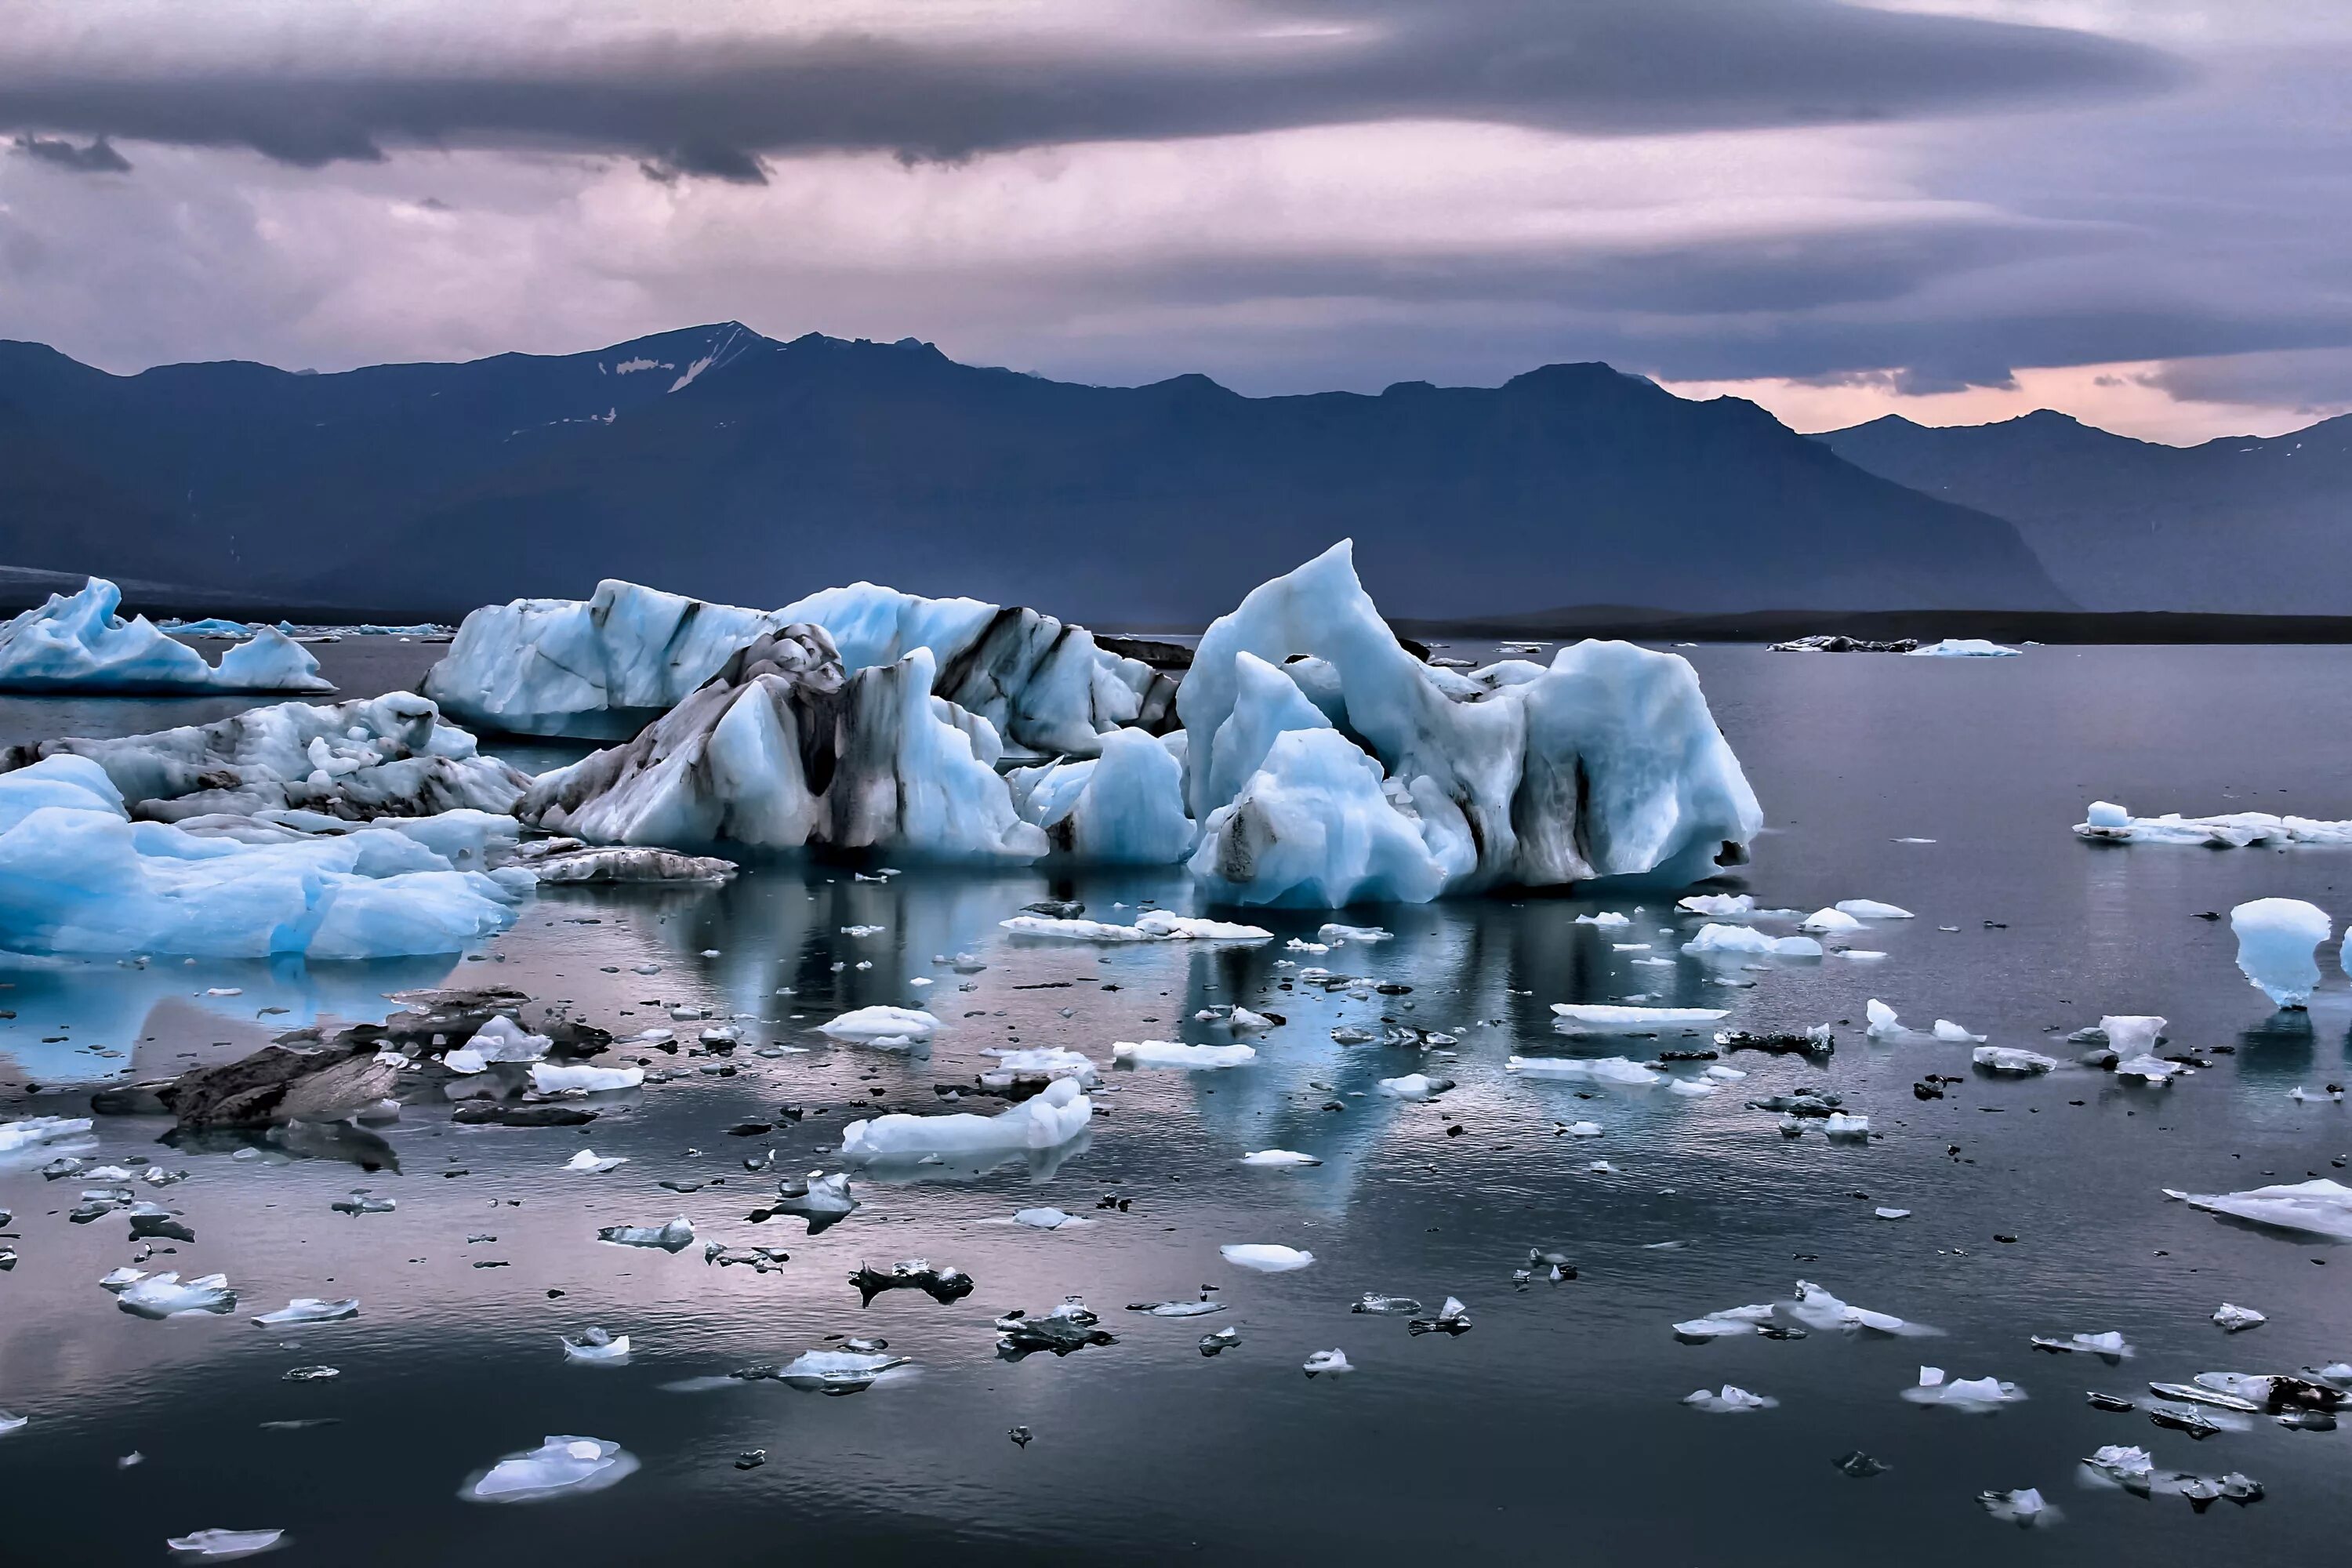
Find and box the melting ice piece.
[1683,924,1822,958]
[1,1410,27,1436]
[1679,893,1755,916]
[1973,1045,2059,1075]
[462,1436,641,1501]
[1574,911,1632,929]
[1561,1121,1605,1138]
[1798,908,1861,934]
[1672,1305,1777,1340]
[1865,1000,1902,1039]
[850,1259,975,1305]
[1836,899,1913,920]
[2030,1330,2130,1358]
[818,1006,943,1043]
[840,1076,1091,1162]
[1875,1207,1911,1221]
[329,1191,396,1216]
[2211,1303,2268,1332]
[980,1047,1100,1087]
[459,1014,550,1065]
[0,1115,96,1156]
[1241,1149,1322,1168]
[1906,638,2019,658]
[761,1171,858,1232]
[1786,1280,1933,1336]
[114,1272,237,1319]
[1128,1297,1226,1318]
[1302,1348,1352,1377]
[1407,1298,1472,1336]
[1824,1112,1871,1140]
[2163,1179,2352,1241]
[563,1149,627,1174]
[1683,1385,1776,1413]
[252,1298,358,1325]
[1319,924,1392,943]
[597,1218,695,1252]
[996,1301,1116,1356]
[1904,1366,2026,1410]
[1548,1004,1730,1036]
[561,1327,632,1363]
[1505,1055,1662,1086]
[1012,1207,1083,1229]
[2100,1015,2166,1054]
[1376,1073,1454,1100]
[529,1062,644,1094]
[1976,1488,2057,1526]
[2231,898,2330,1007]
[1112,1040,1256,1069]
[165,1526,289,1559]
[1221,1243,1314,1272]
[1932,1018,1985,1042]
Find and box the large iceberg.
[518,626,1047,862]
[423,578,1174,752]
[2230,898,2330,1007]
[0,755,521,958]
[0,693,527,822]
[1176,543,1759,903]
[0,579,332,694]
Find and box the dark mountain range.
[0,325,2070,623]
[1817,408,2352,614]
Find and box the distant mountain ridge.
[1816,408,2352,614]
[0,325,2071,622]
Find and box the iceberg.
[2075,800,2352,848]
[1112,1040,1256,1069]
[461,1436,640,1502]
[0,694,526,822]
[1549,1004,1728,1035]
[423,577,1173,752]
[1683,924,1821,958]
[1007,728,1194,862]
[1506,1055,1662,1086]
[2162,1178,2352,1241]
[1904,638,2019,658]
[518,626,1047,862]
[1221,1243,1314,1272]
[840,1076,1091,1163]
[2230,898,2330,1007]
[0,1114,94,1156]
[1177,543,1759,903]
[0,579,331,694]
[0,756,521,959]
[2210,1302,2267,1332]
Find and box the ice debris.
[1220,1243,1314,1272]
[1112,1040,1255,1069]
[1548,1004,1728,1036]
[1375,1073,1453,1100]
[2077,799,2352,848]
[1683,924,1820,959]
[841,1076,1091,1163]
[165,1527,289,1559]
[999,910,1271,942]
[996,1301,1116,1357]
[563,1149,627,1174]
[1976,1488,2057,1526]
[1683,1385,1776,1413]
[561,1327,632,1363]
[2211,1303,2268,1333]
[1241,1149,1321,1167]
[818,1006,943,1044]
[1407,1298,1472,1336]
[1787,1281,1935,1337]
[1505,1055,1661,1086]
[1903,1366,2026,1410]
[111,1271,237,1319]
[1973,1045,2059,1076]
[1835,899,1913,919]
[850,1259,975,1305]
[1302,1348,1353,1377]
[252,1298,358,1325]
[597,1218,695,1252]
[2230,898,2330,1007]
[462,1436,640,1502]
[1906,638,2018,658]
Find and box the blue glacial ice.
[2230,897,2331,1007]
[0,579,331,694]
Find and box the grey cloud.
[2142,348,2352,412]
[0,1,2179,171]
[10,132,130,172]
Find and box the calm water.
[3,642,2350,1565]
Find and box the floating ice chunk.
[1561,1120,1605,1137]
[1506,1055,1663,1086]
[2100,1015,2165,1055]
[252,1298,358,1325]
[999,912,1271,942]
[1875,1207,1911,1220]
[1977,1488,2057,1526]
[1128,1296,1225,1318]
[563,1149,627,1174]
[1376,1073,1453,1099]
[1903,1366,2026,1409]
[114,1272,236,1319]
[2231,898,2330,1007]
[980,1047,1101,1088]
[561,1327,632,1363]
[1836,899,1913,920]
[760,1171,858,1233]
[529,1062,644,1094]
[1932,1018,1985,1042]
[1973,1045,2059,1075]
[1864,1000,1901,1038]
[2030,1330,2130,1357]
[1905,638,2019,658]
[462,1436,641,1502]
[2074,800,2352,847]
[1798,907,1862,934]
[1824,1112,1870,1138]
[1679,893,1755,916]
[455,1015,550,1066]
[1241,1149,1322,1167]
[1548,1004,1729,1036]
[1302,1348,1352,1377]
[1407,1298,1472,1336]
[2161,1179,2352,1240]
[0,1115,95,1156]
[597,1218,695,1252]
[2114,1054,2176,1086]
[1683,924,1821,958]
[849,1258,975,1305]
[1221,1243,1314,1273]
[818,1006,942,1043]
[0,579,329,694]
[1013,1207,1083,1229]
[1668,1078,1716,1098]
[1684,1385,1776,1413]
[1112,1040,1255,1069]
[841,1076,1091,1163]
[329,1191,395,1216]
[1227,1007,1276,1030]
[1673,1305,1778,1340]
[2288,1084,2343,1102]
[1576,911,1632,929]
[1319,923,1392,942]
[1787,1280,1934,1336]
[165,1527,289,1559]
[2212,1303,2267,1332]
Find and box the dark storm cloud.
[10,132,131,172]
[0,1,2178,172]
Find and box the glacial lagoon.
[3,637,2350,1563]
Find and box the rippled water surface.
[3,641,2350,1564]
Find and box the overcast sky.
[3,0,2346,443]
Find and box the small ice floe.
[1865,1000,1903,1039]
[1932,1019,1985,1042]
[1127,1294,1225,1319]
[757,1171,858,1233]
[2288,1084,2345,1103]
[1673,1304,1783,1341]
[2078,1445,2265,1510]
[1824,1112,1871,1141]
[2211,1303,2267,1333]
[2230,898,2330,1008]
[1286,938,1330,954]
[840,1077,1091,1163]
[1352,1294,1421,1315]
[1241,1149,1321,1168]
[1227,1007,1277,1031]
[0,1114,95,1157]
[1907,637,2018,658]
[444,1014,552,1074]
[1837,899,1914,920]
[1505,1055,1662,1086]
[1407,1298,1472,1336]
[1798,908,1861,935]
[999,912,1271,942]
[775,1348,913,1393]
[529,1062,644,1094]
[252,1298,358,1326]
[1560,1120,1605,1138]
[1684,924,1822,959]
[996,1301,1115,1357]
[1575,912,1632,929]
[840,924,884,938]
[1903,1366,2026,1410]
[2029,1330,2132,1359]
[1976,1487,2058,1527]
[1011,1207,1087,1229]
[1585,1160,1617,1174]
[112,1271,237,1319]
[1973,1045,2059,1075]
[850,1258,975,1305]
[165,1527,288,1559]
[563,1149,627,1174]
[1330,1025,1375,1045]
[561,1327,632,1363]
[1221,1243,1314,1273]
[1319,923,1392,943]
[1200,1327,1240,1355]
[462,1436,641,1501]
[1787,1281,1935,1336]
[1376,1073,1454,1100]
[1875,1207,1911,1221]
[1521,1248,1577,1283]
[980,1047,1101,1089]
[1112,1040,1255,1069]
[703,1245,791,1273]
[1302,1348,1352,1377]
[1548,1004,1729,1036]
[1668,1077,1716,1098]
[817,1006,943,1044]
[329,1190,396,1216]
[1683,1385,1777,1413]
[597,1218,695,1252]
[2163,1178,2352,1241]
